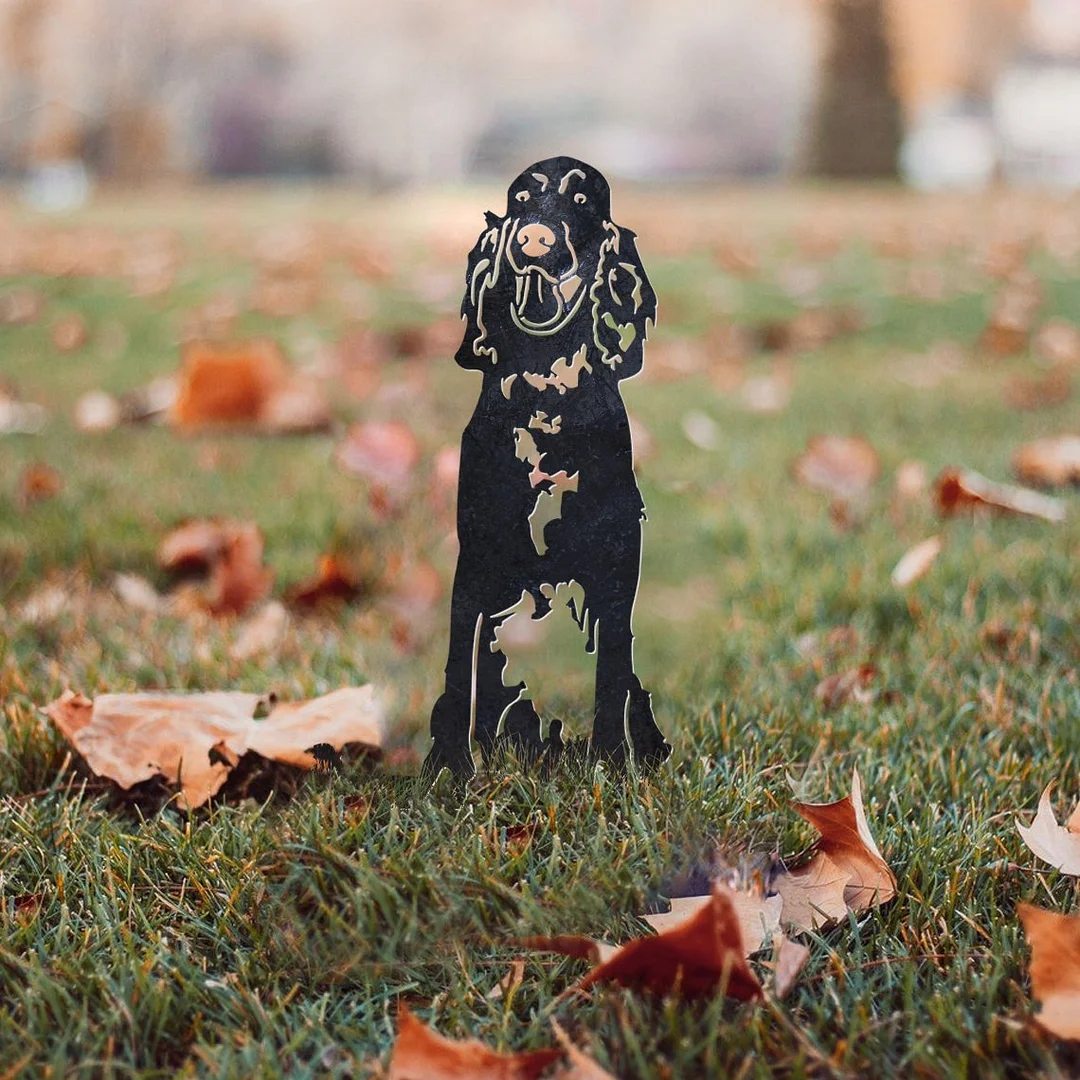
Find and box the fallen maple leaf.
[287,554,363,610]
[891,536,943,587]
[16,462,62,510]
[784,769,896,913]
[1004,369,1071,412]
[158,519,273,616]
[642,888,782,956]
[170,340,330,433]
[1012,435,1080,489]
[526,885,763,1001]
[772,852,851,932]
[113,573,165,615]
[814,665,877,711]
[793,435,879,503]
[335,420,421,491]
[73,390,121,432]
[1034,319,1080,367]
[387,1004,560,1080]
[1017,785,1080,875]
[1018,903,1080,1041]
[770,934,810,1000]
[51,313,88,353]
[549,1020,616,1080]
[231,601,289,661]
[44,686,385,810]
[935,467,1066,524]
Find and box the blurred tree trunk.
[804,0,903,179]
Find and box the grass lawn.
[0,183,1078,1078]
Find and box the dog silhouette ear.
[455,216,510,370]
[590,224,657,380]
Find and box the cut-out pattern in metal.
[425,156,671,779]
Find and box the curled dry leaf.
[1016,785,1080,875]
[1034,319,1080,367]
[681,410,721,452]
[1004,369,1071,412]
[231,601,289,661]
[1018,904,1080,1041]
[73,390,121,432]
[793,435,879,502]
[335,420,422,491]
[526,885,763,1001]
[891,535,943,588]
[170,340,330,434]
[44,685,385,810]
[158,518,273,616]
[549,1020,616,1080]
[0,392,47,435]
[113,573,165,615]
[784,769,896,914]
[814,665,877,710]
[51,313,89,353]
[893,460,928,502]
[773,852,851,932]
[287,554,363,610]
[935,467,1066,524]
[642,888,782,956]
[387,1004,560,1080]
[1012,435,1080,488]
[16,462,62,509]
[770,934,810,1000]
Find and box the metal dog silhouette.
[425,156,671,778]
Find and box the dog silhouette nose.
[518,223,556,258]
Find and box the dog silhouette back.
[425,156,671,779]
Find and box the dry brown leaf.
[0,393,47,435]
[335,420,422,491]
[893,460,928,502]
[891,536,943,587]
[171,340,286,430]
[1034,319,1080,367]
[789,769,895,912]
[1018,904,1080,1040]
[51,313,88,353]
[73,390,121,432]
[485,958,526,1002]
[1017,785,1080,875]
[642,888,782,956]
[113,573,165,615]
[793,435,880,502]
[44,685,385,811]
[770,934,810,1000]
[935,467,1066,524]
[387,1005,560,1080]
[518,936,621,966]
[16,462,62,509]
[1012,435,1080,488]
[158,519,273,616]
[231,601,289,661]
[549,1020,616,1080]
[1004,369,1072,412]
[287,554,363,610]
[527,885,763,1001]
[170,340,329,434]
[773,852,852,932]
[814,665,877,710]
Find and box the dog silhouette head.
[456,156,656,377]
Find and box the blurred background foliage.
[0,0,1078,192]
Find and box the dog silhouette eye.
[515,191,530,203]
[574,193,587,204]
